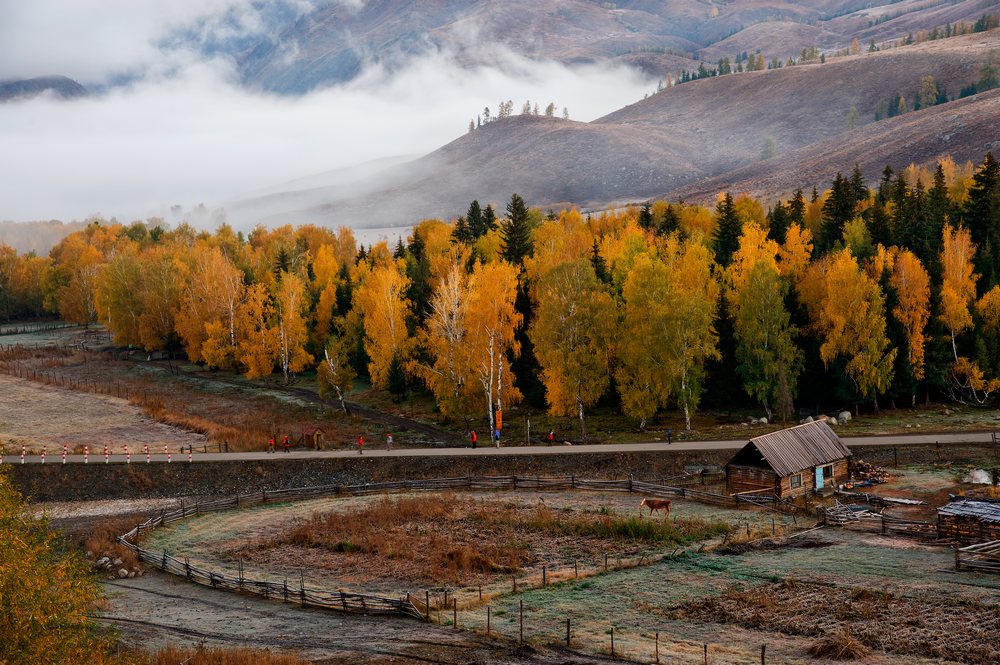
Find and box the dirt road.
[10,429,998,464]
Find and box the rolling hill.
[229,31,1000,230]
[234,0,997,93]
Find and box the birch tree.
[418,257,472,418]
[273,271,313,384]
[352,259,412,389]
[529,259,615,439]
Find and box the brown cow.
[640,497,672,516]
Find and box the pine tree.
[500,193,534,268]
[465,200,485,238]
[962,152,1000,287]
[767,201,791,244]
[452,216,472,244]
[818,172,855,253]
[659,204,680,236]
[590,238,610,284]
[788,189,806,228]
[713,193,742,268]
[638,202,654,230]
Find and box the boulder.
[759,417,768,425]
[839,411,852,422]
[118,568,129,579]
[112,558,123,566]
[804,416,814,423]
[96,557,109,568]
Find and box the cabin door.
[815,466,824,490]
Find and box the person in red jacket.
[283,435,290,453]
[357,435,364,455]
[267,436,275,454]
[470,430,477,449]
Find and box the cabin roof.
[938,499,1000,523]
[729,421,852,477]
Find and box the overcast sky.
[0,1,656,224]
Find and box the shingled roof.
[734,420,852,477]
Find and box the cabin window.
[823,464,834,480]
[789,474,802,489]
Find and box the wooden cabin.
[937,499,1000,544]
[725,421,852,499]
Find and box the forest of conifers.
[1,152,999,432]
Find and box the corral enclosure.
[133,465,1000,664]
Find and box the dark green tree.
[818,172,855,253]
[767,201,791,244]
[500,193,534,267]
[712,192,742,268]
[590,238,610,284]
[638,202,654,230]
[787,189,806,228]
[962,152,1000,289]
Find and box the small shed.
[302,426,326,450]
[937,499,1000,544]
[725,421,852,499]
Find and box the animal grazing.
[640,497,672,516]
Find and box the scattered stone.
[838,411,851,422]
[118,569,129,579]
[112,558,123,566]
[128,571,136,579]
[759,417,768,425]
[96,557,109,568]
[85,551,93,559]
[804,416,814,423]
[944,408,952,416]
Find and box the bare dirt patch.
[0,373,205,454]
[679,580,1000,664]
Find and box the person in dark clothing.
[283,435,289,453]
[547,430,554,445]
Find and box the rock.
[112,558,123,566]
[818,415,829,423]
[96,557,109,568]
[749,418,758,425]
[827,418,837,427]
[759,417,768,425]
[118,569,129,579]
[944,408,952,416]
[804,416,814,423]
[839,411,851,422]
[128,571,136,579]
[85,551,93,559]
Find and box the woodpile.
[853,460,890,484]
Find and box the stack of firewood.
[854,460,890,483]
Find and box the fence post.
[604,553,608,571]
[453,599,457,628]
[893,447,898,468]
[542,565,546,586]
[487,605,491,635]
[704,643,708,665]
[655,632,659,663]
[881,516,887,535]
[954,544,961,571]
[425,591,430,621]
[610,626,614,657]
[185,557,191,580]
[628,474,633,493]
[574,560,579,577]
[519,599,524,644]
[761,644,766,664]
[566,618,571,647]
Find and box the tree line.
[1,153,999,435]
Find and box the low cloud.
[0,6,655,224]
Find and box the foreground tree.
[0,471,111,665]
[352,259,412,389]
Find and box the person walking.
[667,428,673,445]
[268,436,275,454]
[547,430,555,446]
[470,430,477,449]
[357,435,364,455]
[494,428,500,448]
[282,435,290,453]
[386,433,393,450]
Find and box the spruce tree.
[451,216,472,244]
[466,200,485,238]
[788,189,806,228]
[590,239,610,284]
[500,193,534,267]
[659,204,680,236]
[818,173,855,253]
[767,201,791,244]
[482,204,498,234]
[638,202,654,230]
[713,192,742,268]
[962,152,1000,288]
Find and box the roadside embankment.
[9,441,997,502]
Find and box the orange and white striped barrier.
[165,444,171,463]
[40,447,45,464]
[187,447,193,463]
[144,444,150,464]
[104,443,109,464]
[62,444,67,464]
[84,445,89,464]
[125,444,131,464]
[21,446,25,464]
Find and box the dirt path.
[100,572,621,664]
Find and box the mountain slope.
[0,76,87,102]
[230,32,999,229]
[235,0,977,93]
[669,87,1000,203]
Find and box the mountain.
[229,31,1000,229]
[234,0,997,93]
[0,76,87,102]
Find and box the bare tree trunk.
[577,394,587,442]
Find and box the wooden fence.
[117,474,784,622]
[955,540,1000,573]
[823,504,937,539]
